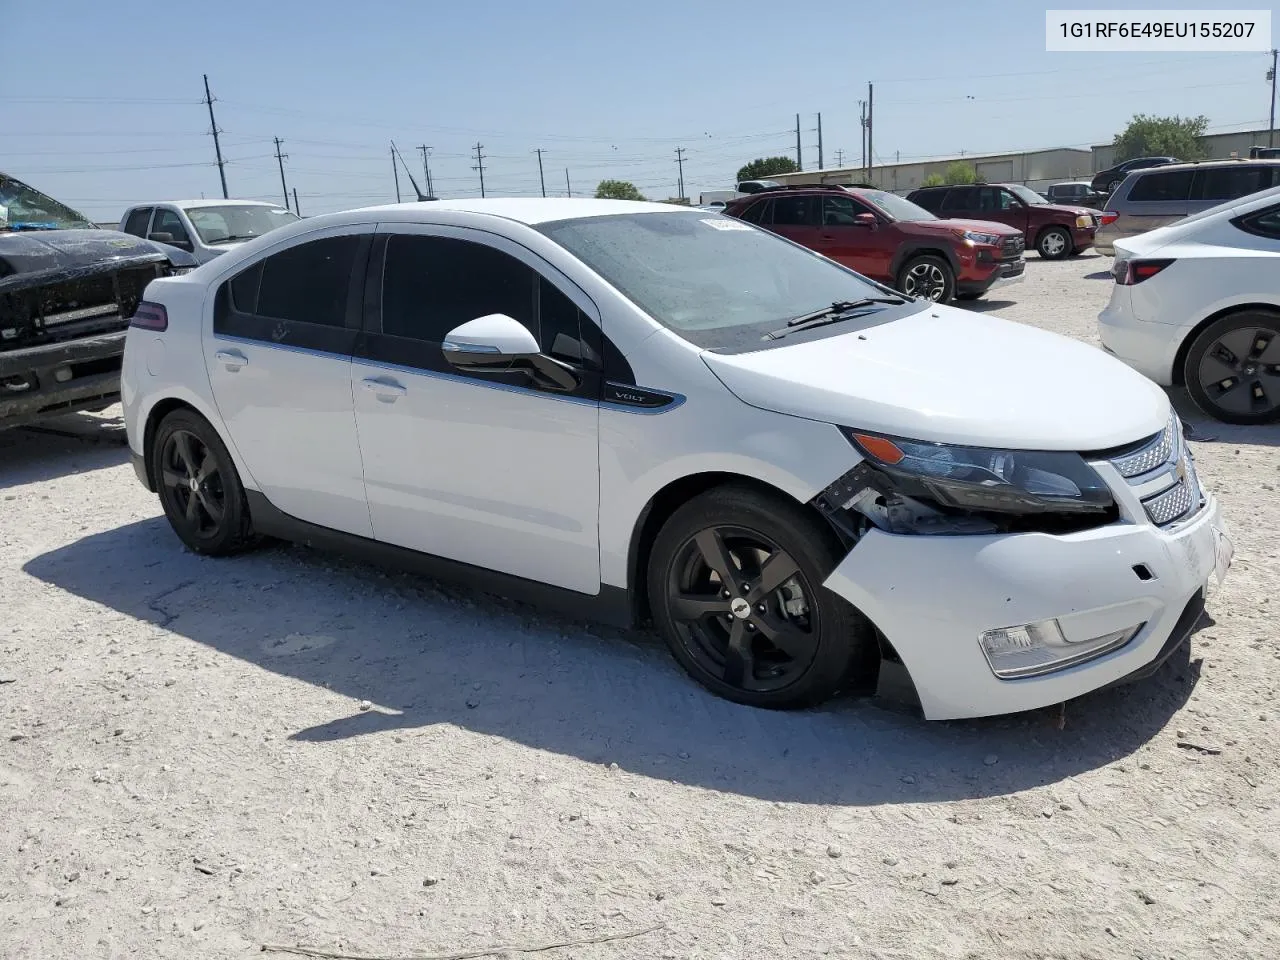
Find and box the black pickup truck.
[0,173,197,430]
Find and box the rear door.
[1190,164,1274,214]
[204,226,374,537]
[1116,169,1195,239]
[939,186,977,218]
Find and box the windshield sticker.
[700,218,753,231]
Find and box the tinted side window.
[770,196,820,226]
[123,207,152,237]
[538,278,597,366]
[912,190,946,213]
[1233,203,1280,239]
[939,188,973,212]
[229,261,263,313]
[254,236,359,327]
[1195,165,1273,202]
[152,209,190,243]
[739,200,768,225]
[1127,170,1194,202]
[381,235,534,343]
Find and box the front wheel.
[1037,227,1072,260]
[897,255,955,304]
[647,485,877,709]
[153,409,258,555]
[1183,311,1280,424]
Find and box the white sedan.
[121,198,1230,720]
[1099,185,1280,424]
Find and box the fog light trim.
[979,619,1144,680]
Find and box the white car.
[1099,185,1280,424]
[118,199,299,265]
[121,198,1232,721]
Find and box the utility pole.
[1269,48,1278,148]
[859,100,867,175]
[202,74,228,199]
[817,113,824,169]
[473,142,487,198]
[292,187,300,217]
[565,168,571,197]
[535,148,547,197]
[867,82,874,183]
[835,148,845,167]
[418,145,434,198]
[795,113,803,172]
[674,146,687,200]
[273,137,289,209]
[391,143,401,202]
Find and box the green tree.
[1113,114,1209,162]
[921,172,945,187]
[736,156,800,182]
[943,162,978,185]
[595,180,646,201]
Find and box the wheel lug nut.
[746,622,755,631]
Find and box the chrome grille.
[1000,237,1025,259]
[1106,416,1205,528]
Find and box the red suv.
[906,183,1098,260]
[723,186,1025,303]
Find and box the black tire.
[1183,310,1280,425]
[647,484,877,709]
[896,254,955,304]
[152,409,258,555]
[1036,226,1072,260]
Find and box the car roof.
[341,197,684,225]
[126,199,291,211]
[1128,158,1280,175]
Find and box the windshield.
[856,189,936,222]
[1007,184,1048,206]
[183,204,299,244]
[0,174,97,231]
[537,211,916,351]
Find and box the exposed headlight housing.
[979,618,1143,679]
[844,430,1114,515]
[956,229,1003,246]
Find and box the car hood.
[1036,202,1094,218]
[702,304,1169,451]
[910,218,1022,237]
[0,229,194,283]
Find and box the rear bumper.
[0,331,125,430]
[1097,294,1180,385]
[824,496,1228,720]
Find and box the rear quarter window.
[1126,170,1194,203]
[1195,165,1274,202]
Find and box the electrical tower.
[202,74,228,199]
[473,142,487,198]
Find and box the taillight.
[1114,259,1174,285]
[130,301,168,330]
[1099,211,1119,226]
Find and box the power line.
[202,74,229,199]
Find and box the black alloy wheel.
[1184,312,1280,424]
[647,485,875,709]
[153,409,258,555]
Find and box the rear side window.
[739,200,769,224]
[912,190,947,213]
[251,236,359,327]
[1233,203,1280,239]
[122,207,152,237]
[769,196,819,226]
[1127,170,1194,202]
[1195,165,1273,202]
[939,188,974,213]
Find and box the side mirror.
[149,231,193,252]
[852,213,878,227]
[442,313,579,392]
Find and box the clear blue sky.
[2,0,1272,220]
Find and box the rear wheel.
[1183,311,1280,424]
[1036,227,1072,260]
[153,409,258,555]
[647,485,876,709]
[897,255,955,303]
[1107,178,1122,194]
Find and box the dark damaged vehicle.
[0,173,196,430]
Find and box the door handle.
[361,377,407,400]
[214,349,248,371]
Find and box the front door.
[351,226,602,594]
[204,227,374,537]
[819,195,896,281]
[764,195,823,252]
[976,186,1028,233]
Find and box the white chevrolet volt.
[121,199,1232,721]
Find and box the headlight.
[1075,215,1092,228]
[844,430,1114,514]
[956,229,1003,246]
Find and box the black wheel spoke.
[694,528,739,589]
[195,451,218,485]
[722,621,753,688]
[1200,352,1241,388]
[173,432,199,477]
[196,490,224,526]
[183,490,200,523]
[1215,329,1253,368]
[747,550,799,602]
[160,468,186,490]
[670,593,731,622]
[751,613,817,660]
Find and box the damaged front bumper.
[0,330,125,429]
[823,495,1229,720]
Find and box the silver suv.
[1095,159,1280,254]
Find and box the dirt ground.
[2,254,1278,960]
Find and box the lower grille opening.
[1133,563,1155,582]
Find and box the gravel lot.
[2,254,1277,960]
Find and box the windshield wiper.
[764,297,906,339]
[208,234,259,244]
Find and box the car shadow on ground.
[1083,269,1113,280]
[955,299,1017,314]
[1168,388,1280,449]
[25,518,1203,807]
[0,413,129,491]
